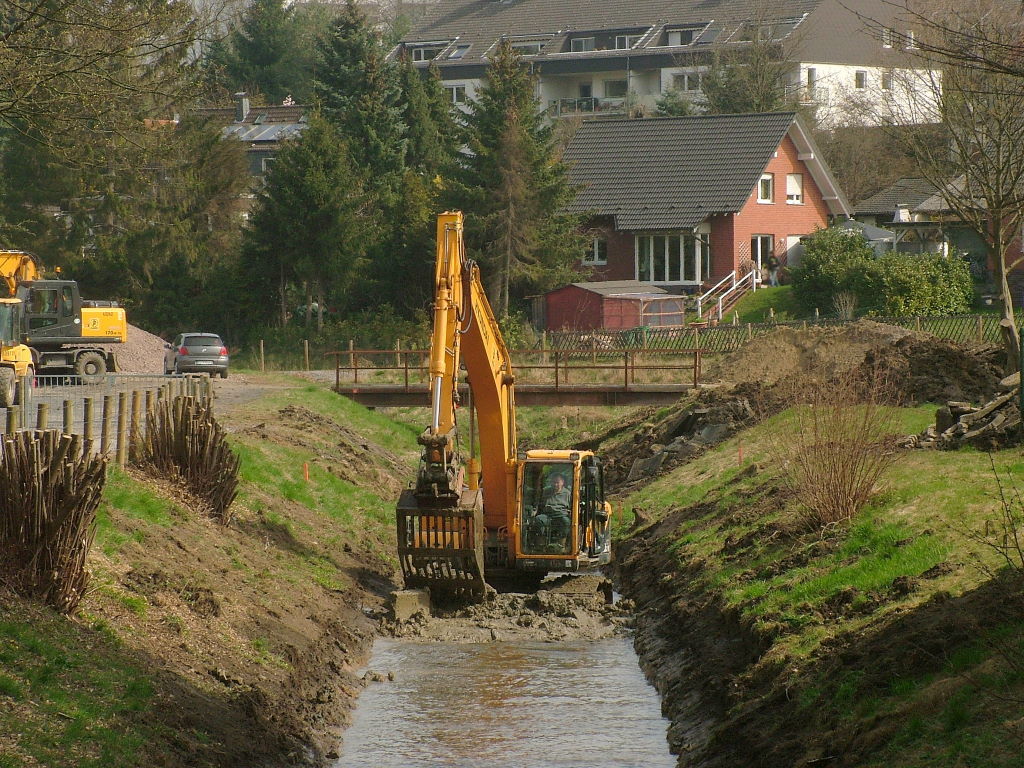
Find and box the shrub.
[791,227,974,317]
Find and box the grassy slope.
[617,405,1024,767]
[730,285,800,323]
[0,379,417,767]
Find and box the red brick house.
[563,113,852,292]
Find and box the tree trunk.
[999,255,1020,372]
[304,281,312,328]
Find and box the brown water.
[334,638,675,768]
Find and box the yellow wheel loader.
[396,212,612,601]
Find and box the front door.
[751,235,773,284]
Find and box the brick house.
[563,112,852,292]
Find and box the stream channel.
[333,637,675,767]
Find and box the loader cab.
[17,281,80,343]
[0,299,20,346]
[517,451,612,566]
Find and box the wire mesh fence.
[545,314,1008,355]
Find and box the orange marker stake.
[304,462,310,482]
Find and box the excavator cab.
[515,451,612,572]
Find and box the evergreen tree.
[314,0,407,187]
[448,41,582,318]
[398,58,457,175]
[242,113,370,330]
[215,0,316,104]
[655,89,698,117]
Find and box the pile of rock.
[907,371,1022,449]
[625,397,755,482]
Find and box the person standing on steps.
[766,253,781,287]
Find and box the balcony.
[547,96,627,117]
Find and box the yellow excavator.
[0,250,127,406]
[396,211,612,601]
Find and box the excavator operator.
[534,472,572,545]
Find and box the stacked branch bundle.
[0,431,105,612]
[130,396,240,522]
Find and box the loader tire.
[75,351,106,384]
[0,368,15,408]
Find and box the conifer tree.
[243,114,370,329]
[314,0,407,188]
[448,41,582,318]
[398,58,457,175]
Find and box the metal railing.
[547,96,627,116]
[695,269,756,321]
[326,347,703,390]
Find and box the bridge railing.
[325,347,703,391]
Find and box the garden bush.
[791,227,973,317]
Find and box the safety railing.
[695,269,756,321]
[325,347,703,390]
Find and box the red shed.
[542,281,685,331]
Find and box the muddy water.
[335,638,674,768]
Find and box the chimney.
[233,92,250,122]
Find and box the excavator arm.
[397,212,517,600]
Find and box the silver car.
[164,332,229,378]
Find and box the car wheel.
[74,351,106,384]
[220,370,228,379]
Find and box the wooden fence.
[1,374,214,467]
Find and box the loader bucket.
[396,489,486,602]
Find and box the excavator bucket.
[396,488,486,602]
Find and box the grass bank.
[0,376,415,767]
[614,403,1024,767]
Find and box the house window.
[786,173,803,204]
[758,173,774,203]
[855,70,867,89]
[445,85,467,103]
[635,234,710,284]
[905,30,917,49]
[261,157,275,174]
[511,42,543,55]
[448,44,470,59]
[412,46,443,61]
[583,237,608,265]
[604,80,628,98]
[570,37,595,52]
[881,28,894,48]
[751,235,774,276]
[806,67,817,97]
[667,29,696,46]
[579,82,593,98]
[672,72,701,91]
[881,70,893,90]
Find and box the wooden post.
[115,392,128,467]
[692,325,699,352]
[259,339,265,372]
[101,394,112,456]
[395,338,401,368]
[348,339,355,369]
[747,322,753,341]
[802,320,808,331]
[15,379,24,412]
[83,398,94,445]
[591,335,597,364]
[623,350,629,391]
[541,331,548,365]
[976,314,984,342]
[145,389,154,418]
[35,402,48,430]
[814,307,820,321]
[5,408,16,434]
[915,316,922,332]
[131,390,141,444]
[353,348,360,383]
[554,351,560,390]
[694,348,701,388]
[63,399,73,434]
[304,339,310,371]
[404,352,410,390]
[768,307,775,322]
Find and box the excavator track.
[396,489,486,602]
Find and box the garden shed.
[541,281,686,331]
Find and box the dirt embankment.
[604,321,1017,767]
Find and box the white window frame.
[881,28,894,48]
[758,173,774,203]
[412,46,443,62]
[786,173,803,204]
[751,235,774,280]
[582,237,608,266]
[445,85,467,104]
[881,70,893,91]
[672,72,701,92]
[448,44,471,60]
[634,233,710,285]
[571,37,595,52]
[261,157,275,174]
[667,29,696,46]
[855,70,867,89]
[511,42,543,55]
[905,30,917,49]
[614,34,642,50]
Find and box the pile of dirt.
[593,321,1006,488]
[118,323,168,373]
[908,372,1023,450]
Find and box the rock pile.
[907,372,1022,449]
[116,324,168,373]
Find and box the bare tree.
[853,1,1024,369]
[0,0,218,155]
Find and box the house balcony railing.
[547,97,627,117]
